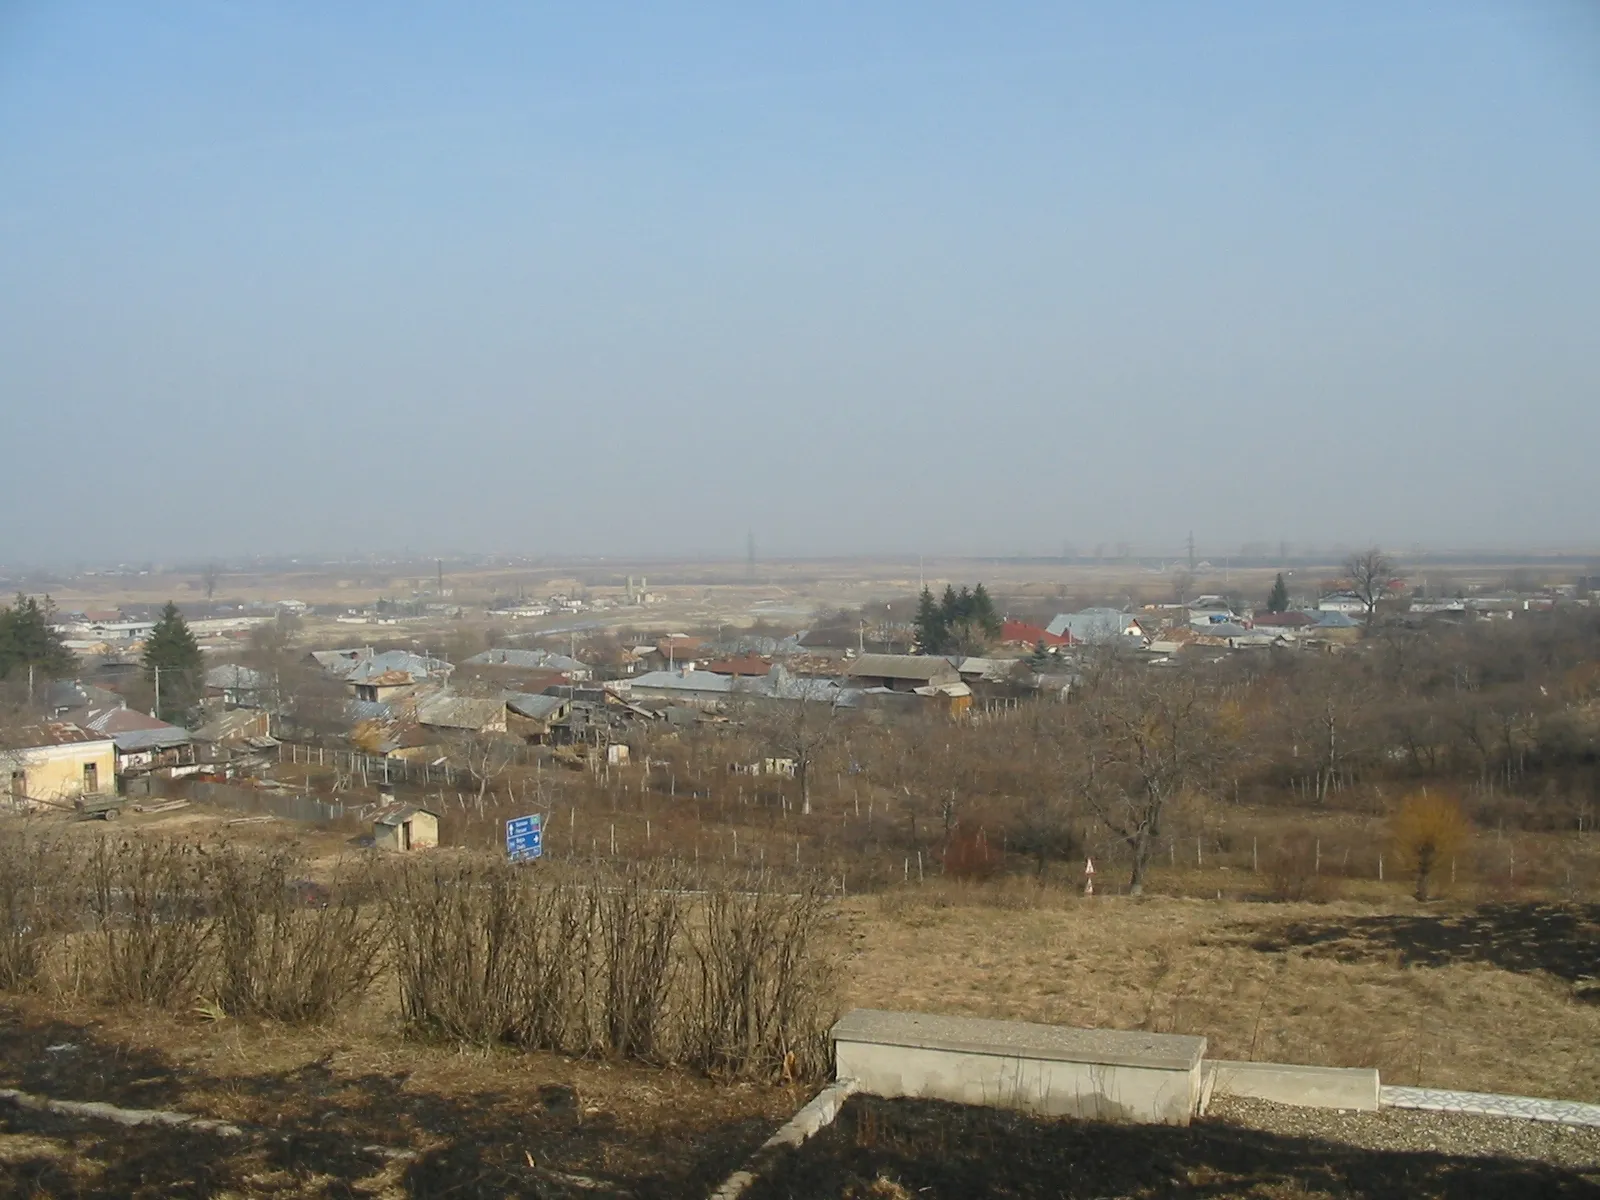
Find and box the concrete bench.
[831,1009,1206,1125]
[1205,1061,1380,1111]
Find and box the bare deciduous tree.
[730,674,849,815]
[456,729,519,809]
[1344,548,1395,628]
[201,563,221,601]
[1063,657,1235,893]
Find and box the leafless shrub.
[388,856,530,1044]
[1264,831,1338,903]
[82,838,214,1008]
[0,834,79,992]
[386,856,833,1076]
[596,862,683,1061]
[686,871,835,1080]
[211,845,384,1021]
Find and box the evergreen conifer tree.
[969,583,1002,639]
[143,601,203,724]
[0,594,75,682]
[1266,573,1290,614]
[1027,640,1051,671]
[913,587,947,654]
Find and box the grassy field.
[840,885,1600,1102]
[0,841,1596,1196]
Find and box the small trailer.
[75,794,127,821]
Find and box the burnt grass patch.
[1244,903,1600,999]
[744,1095,1600,1200]
[0,1005,780,1198]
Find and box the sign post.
[506,813,543,862]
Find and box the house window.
[9,770,24,798]
[83,762,98,793]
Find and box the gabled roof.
[193,708,271,743]
[312,648,451,684]
[205,664,267,690]
[1252,610,1316,627]
[463,648,586,672]
[1044,609,1144,643]
[415,693,506,730]
[845,654,959,682]
[75,706,192,753]
[372,802,438,827]
[504,692,568,721]
[999,620,1070,647]
[630,669,735,694]
[703,655,772,677]
[7,722,112,749]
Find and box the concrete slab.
[1382,1086,1600,1128]
[831,1009,1206,1126]
[1206,1061,1380,1111]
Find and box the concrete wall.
[836,1039,1201,1126]
[1207,1061,1380,1111]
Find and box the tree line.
[913,583,1001,655]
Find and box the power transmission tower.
[1186,531,1196,571]
[746,530,757,581]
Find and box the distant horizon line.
[5,546,1600,577]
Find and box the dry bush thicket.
[0,835,79,992]
[211,844,386,1021]
[85,837,214,1008]
[388,857,836,1078]
[0,833,838,1080]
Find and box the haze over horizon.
[2,2,1597,565]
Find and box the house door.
[82,762,98,793]
[9,771,24,799]
[401,820,412,851]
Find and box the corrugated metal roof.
[10,722,112,748]
[504,693,567,721]
[463,648,586,672]
[630,670,735,694]
[1044,609,1143,642]
[205,664,267,689]
[109,726,193,752]
[343,651,452,685]
[845,655,959,682]
[415,693,506,730]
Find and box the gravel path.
[1210,1095,1600,1173]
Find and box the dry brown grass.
[841,884,1600,1102]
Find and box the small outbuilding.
[372,803,439,852]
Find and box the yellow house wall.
[11,742,116,802]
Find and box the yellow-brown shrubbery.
[1390,791,1472,901]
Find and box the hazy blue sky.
[1,2,1597,563]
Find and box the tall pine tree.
[969,583,1001,639]
[143,601,203,724]
[913,587,947,654]
[1266,573,1290,614]
[0,594,75,683]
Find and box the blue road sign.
[506,813,543,862]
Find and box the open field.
[17,552,1587,630]
[841,887,1600,1102]
[1,814,1597,1196]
